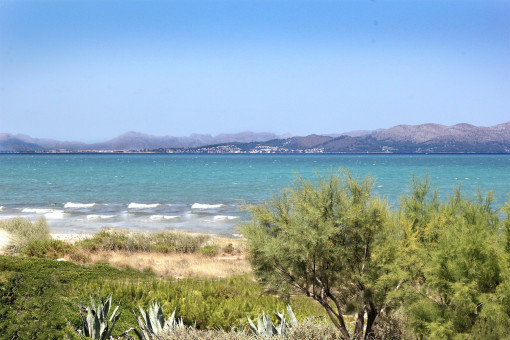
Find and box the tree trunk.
[323,307,351,340]
[364,308,378,340]
[354,311,365,340]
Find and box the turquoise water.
[1,154,509,235]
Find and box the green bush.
[242,171,399,339]
[200,244,220,257]
[21,239,74,259]
[0,217,50,254]
[223,243,235,255]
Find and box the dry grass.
[0,218,50,253]
[82,251,250,278]
[65,234,250,278]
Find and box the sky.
[0,0,509,142]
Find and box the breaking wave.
[191,203,224,209]
[213,215,238,221]
[86,215,115,220]
[64,202,97,208]
[150,215,179,221]
[128,203,161,209]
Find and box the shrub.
[242,171,401,339]
[223,243,235,255]
[200,244,220,257]
[21,239,74,259]
[0,217,50,254]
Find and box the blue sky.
[0,0,509,142]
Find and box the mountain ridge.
[1,122,509,153]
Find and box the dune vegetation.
[1,172,510,339]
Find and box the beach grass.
[76,227,211,253]
[0,217,50,254]
[0,221,249,278]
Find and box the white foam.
[150,215,179,221]
[64,202,97,208]
[213,215,238,221]
[22,208,54,214]
[45,210,65,219]
[191,203,224,209]
[0,206,4,211]
[128,203,160,209]
[87,215,114,220]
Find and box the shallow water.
[1,154,509,236]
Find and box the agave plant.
[78,295,122,340]
[247,305,298,337]
[133,301,186,340]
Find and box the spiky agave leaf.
[246,313,259,335]
[286,305,298,327]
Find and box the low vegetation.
[1,171,510,339]
[77,228,211,253]
[0,256,324,339]
[0,217,50,253]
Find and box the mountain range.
[1,122,509,153]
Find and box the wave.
[213,215,238,221]
[150,215,179,221]
[22,208,54,214]
[86,215,115,220]
[128,203,161,209]
[64,202,97,208]
[44,210,65,219]
[0,206,4,211]
[191,203,224,209]
[21,208,65,219]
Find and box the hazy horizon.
[1,0,509,142]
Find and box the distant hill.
[0,134,44,152]
[0,131,292,152]
[1,122,509,153]
[188,122,510,154]
[88,131,292,150]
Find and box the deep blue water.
[1,154,509,235]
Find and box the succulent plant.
[246,305,297,338]
[133,301,186,340]
[78,295,122,340]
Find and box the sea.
[0,154,509,237]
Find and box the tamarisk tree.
[242,171,403,340]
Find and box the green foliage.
[0,255,324,338]
[0,256,152,339]
[78,295,122,340]
[0,217,50,253]
[223,243,235,255]
[21,238,74,259]
[77,228,210,253]
[77,275,323,331]
[399,179,510,339]
[242,170,401,339]
[200,244,220,257]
